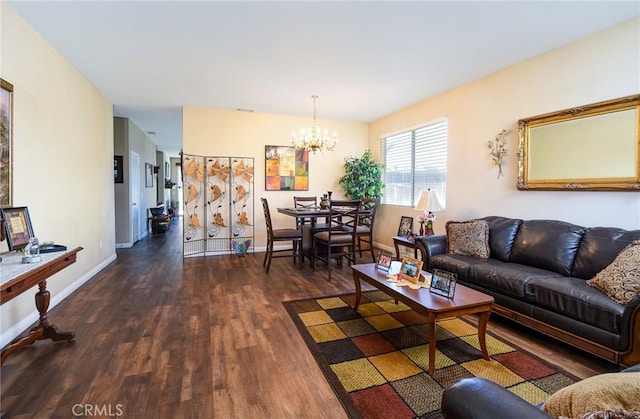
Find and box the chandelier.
[291,95,337,153]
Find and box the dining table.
[276,206,370,262]
[277,207,331,260]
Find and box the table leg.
[353,272,362,311]
[429,317,436,375]
[1,280,75,365]
[477,310,491,360]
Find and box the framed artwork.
[430,269,457,298]
[0,206,34,251]
[145,162,153,187]
[1,79,13,208]
[114,155,124,183]
[400,256,423,284]
[265,145,309,191]
[397,216,413,236]
[375,250,393,272]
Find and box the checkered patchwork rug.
[283,290,578,419]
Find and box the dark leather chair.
[311,199,361,281]
[260,198,302,273]
[354,197,379,262]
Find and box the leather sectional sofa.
[416,216,640,367]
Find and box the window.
[382,117,447,207]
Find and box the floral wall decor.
[487,129,508,179]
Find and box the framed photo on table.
[0,206,34,251]
[400,256,423,284]
[430,269,457,298]
[397,216,413,237]
[375,251,393,272]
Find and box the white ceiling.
[7,1,640,156]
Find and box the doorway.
[131,151,141,242]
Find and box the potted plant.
[338,149,384,199]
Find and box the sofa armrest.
[441,377,551,419]
[415,234,446,272]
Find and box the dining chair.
[311,199,361,281]
[293,196,318,230]
[261,198,303,273]
[354,197,379,262]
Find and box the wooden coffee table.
[351,263,494,375]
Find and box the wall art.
[265,145,308,191]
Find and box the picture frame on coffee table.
[400,256,422,284]
[375,251,393,272]
[430,269,457,298]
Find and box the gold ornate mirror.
[517,94,640,191]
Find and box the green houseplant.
[338,149,384,199]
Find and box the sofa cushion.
[510,219,585,276]
[541,372,640,419]
[430,254,487,282]
[572,227,640,279]
[470,261,562,299]
[527,277,624,333]
[446,219,490,258]
[587,241,640,306]
[481,216,522,262]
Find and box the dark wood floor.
[1,219,617,418]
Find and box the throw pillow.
[586,241,640,305]
[578,410,640,419]
[446,219,490,259]
[541,372,640,418]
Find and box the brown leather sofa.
[416,216,640,367]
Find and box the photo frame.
[145,162,153,188]
[265,145,309,191]
[397,216,413,236]
[114,155,123,183]
[0,206,34,251]
[430,269,457,298]
[400,256,423,284]
[1,78,14,208]
[375,251,393,272]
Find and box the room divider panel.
[181,154,254,257]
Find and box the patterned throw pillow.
[446,220,490,259]
[542,372,640,418]
[587,241,640,305]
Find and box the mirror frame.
[517,94,640,191]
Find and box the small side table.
[393,235,420,260]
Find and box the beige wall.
[183,106,368,247]
[369,17,640,250]
[1,4,116,340]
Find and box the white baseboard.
[0,253,118,348]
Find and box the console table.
[0,246,83,364]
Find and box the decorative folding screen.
[182,154,254,257]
